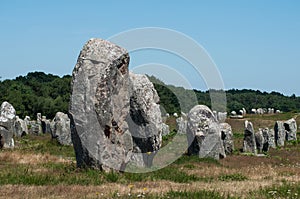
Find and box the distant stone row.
[0,101,72,149]
[243,118,297,154]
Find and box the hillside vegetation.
[0,72,300,119]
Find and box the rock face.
[176,115,187,134]
[243,120,256,154]
[217,112,227,123]
[0,102,16,148]
[127,73,162,166]
[161,123,170,136]
[69,38,162,171]
[51,112,72,145]
[187,105,226,160]
[255,129,264,153]
[284,118,297,141]
[14,116,28,137]
[274,121,285,147]
[262,128,270,152]
[268,129,276,149]
[220,123,234,155]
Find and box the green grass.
[218,173,248,182]
[15,134,75,158]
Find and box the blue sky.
[1,1,300,95]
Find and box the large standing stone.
[255,129,264,153]
[187,105,226,160]
[220,123,234,155]
[274,121,285,147]
[69,38,162,171]
[284,118,297,141]
[0,102,16,148]
[268,129,276,149]
[262,128,270,152]
[243,120,257,154]
[14,116,28,137]
[51,112,72,145]
[41,116,52,134]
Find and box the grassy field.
[0,113,299,198]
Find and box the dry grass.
[0,151,70,165]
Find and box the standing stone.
[284,118,297,141]
[69,38,162,171]
[268,129,276,149]
[161,123,170,136]
[187,105,226,160]
[220,123,234,155]
[217,112,227,123]
[255,129,264,153]
[176,115,187,134]
[262,128,270,152]
[51,112,72,145]
[127,73,163,167]
[243,120,257,154]
[274,121,285,147]
[14,116,28,137]
[0,102,16,148]
[242,108,247,115]
[36,113,42,134]
[41,116,52,134]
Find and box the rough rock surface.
[268,129,276,149]
[187,105,226,160]
[127,73,162,167]
[41,116,52,134]
[243,120,257,154]
[14,116,28,137]
[36,113,42,134]
[69,38,162,171]
[176,115,187,134]
[284,118,297,141]
[262,128,270,152]
[220,123,234,155]
[255,129,264,153]
[217,112,227,123]
[274,121,285,147]
[0,102,16,148]
[51,112,72,145]
[161,123,170,136]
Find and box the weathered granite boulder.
[255,129,264,153]
[176,115,187,134]
[51,112,72,145]
[0,102,16,148]
[187,105,226,160]
[161,123,170,136]
[274,121,285,147]
[243,120,257,154]
[220,123,234,155]
[284,118,297,141]
[14,116,28,137]
[69,38,162,171]
[41,116,52,134]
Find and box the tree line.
[0,72,299,119]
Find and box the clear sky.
[1,0,299,95]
